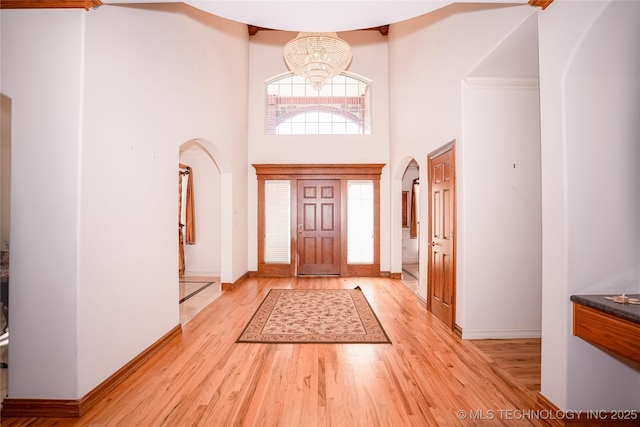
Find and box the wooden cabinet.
[572,300,640,364]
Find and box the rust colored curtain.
[178,169,185,277]
[178,164,196,277]
[410,179,419,239]
[183,165,196,244]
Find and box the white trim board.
[461,328,541,340]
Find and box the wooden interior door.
[297,180,341,275]
[427,143,456,329]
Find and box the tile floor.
[401,263,419,293]
[179,276,222,324]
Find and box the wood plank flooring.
[469,339,541,393]
[1,277,548,426]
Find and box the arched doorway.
[177,139,227,323]
[401,159,420,292]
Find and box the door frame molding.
[253,164,385,277]
[426,141,457,331]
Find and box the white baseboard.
[182,271,220,278]
[461,328,541,340]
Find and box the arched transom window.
[265,72,372,135]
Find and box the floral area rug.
[237,287,391,344]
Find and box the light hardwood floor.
[1,277,547,426]
[469,339,541,393]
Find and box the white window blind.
[264,180,291,263]
[347,180,374,264]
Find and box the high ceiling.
[101,0,532,32]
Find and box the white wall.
[1,9,85,398]
[79,3,248,397]
[389,3,539,312]
[539,0,640,411]
[461,79,542,338]
[247,30,391,272]
[2,3,249,400]
[180,144,222,277]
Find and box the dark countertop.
[570,294,640,325]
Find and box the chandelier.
[283,32,353,90]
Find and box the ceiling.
[102,0,532,32]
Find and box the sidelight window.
[347,180,374,263]
[264,180,290,263]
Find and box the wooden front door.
[427,143,456,329]
[297,180,341,275]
